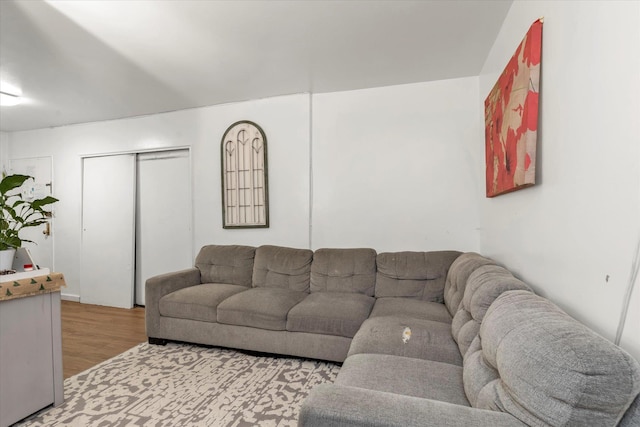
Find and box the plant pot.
[0,248,16,271]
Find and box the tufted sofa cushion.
[348,316,463,365]
[375,251,461,302]
[287,292,374,338]
[464,290,640,426]
[217,287,307,330]
[451,265,531,358]
[310,248,377,296]
[195,244,256,286]
[159,283,248,322]
[252,245,313,292]
[443,252,495,317]
[336,353,470,406]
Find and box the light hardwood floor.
[61,300,147,379]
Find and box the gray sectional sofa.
[145,244,640,426]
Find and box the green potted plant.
[0,174,59,271]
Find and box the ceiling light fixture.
[0,80,23,107]
[0,90,22,107]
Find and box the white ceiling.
[0,0,512,132]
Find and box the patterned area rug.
[19,342,340,426]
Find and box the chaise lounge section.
[301,290,640,426]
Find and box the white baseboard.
[61,293,80,302]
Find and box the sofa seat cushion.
[336,353,470,406]
[348,316,462,365]
[216,287,307,330]
[370,297,452,324]
[286,292,375,338]
[159,283,248,322]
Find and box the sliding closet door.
[81,154,136,308]
[135,150,192,306]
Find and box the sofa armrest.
[619,392,640,427]
[299,384,525,427]
[145,268,201,338]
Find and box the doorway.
[9,157,54,270]
[81,149,192,308]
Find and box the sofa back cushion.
[464,290,640,426]
[443,252,495,317]
[310,248,377,295]
[375,251,461,302]
[195,244,256,286]
[451,265,531,358]
[253,245,313,292]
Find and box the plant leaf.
[0,174,31,195]
[31,196,59,209]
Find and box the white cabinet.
[0,292,63,427]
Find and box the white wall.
[312,77,481,252]
[7,94,311,299]
[6,78,483,301]
[0,131,8,173]
[478,1,640,358]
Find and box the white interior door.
[135,150,192,306]
[9,157,54,269]
[81,154,136,308]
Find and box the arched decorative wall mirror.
[221,120,269,228]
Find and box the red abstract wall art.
[485,18,543,197]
